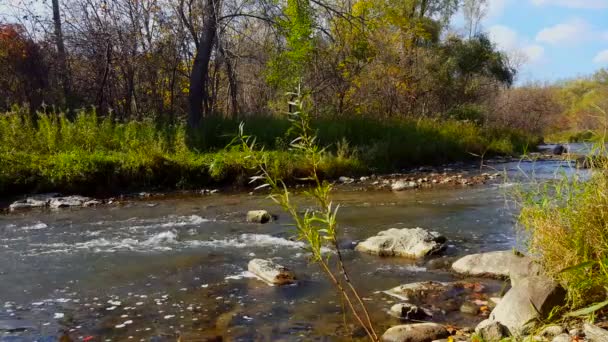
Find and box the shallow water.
[0,160,578,341]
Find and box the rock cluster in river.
[9,194,102,211]
[377,250,608,342]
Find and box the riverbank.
[0,110,539,198]
[2,180,606,341]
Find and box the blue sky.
[454,0,608,83]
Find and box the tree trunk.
[188,0,219,129]
[52,0,71,108]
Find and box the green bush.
[518,134,608,311]
[0,108,538,196]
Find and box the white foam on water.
[125,215,212,232]
[28,230,180,254]
[187,234,315,250]
[375,264,427,273]
[225,271,256,280]
[21,222,48,230]
[27,232,328,255]
[160,215,211,227]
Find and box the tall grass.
[0,107,538,196]
[518,121,608,313]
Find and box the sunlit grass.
[0,108,538,195]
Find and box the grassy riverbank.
[519,136,608,315]
[0,109,539,196]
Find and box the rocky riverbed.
[0,154,604,341]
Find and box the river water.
[0,157,584,341]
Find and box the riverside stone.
[246,210,271,224]
[474,319,509,341]
[391,180,418,191]
[381,323,449,342]
[489,276,566,336]
[584,323,608,342]
[451,250,538,280]
[247,259,295,285]
[355,228,446,259]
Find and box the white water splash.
[21,222,48,230]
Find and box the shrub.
[518,128,608,311]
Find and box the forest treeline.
[0,0,607,195]
[2,0,513,124]
[2,0,606,135]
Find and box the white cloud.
[531,0,608,9]
[522,45,545,63]
[594,50,608,64]
[488,25,545,63]
[536,18,591,45]
[487,0,510,19]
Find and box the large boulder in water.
[381,323,449,342]
[246,210,271,224]
[355,228,446,259]
[452,250,540,282]
[247,259,295,285]
[488,275,566,337]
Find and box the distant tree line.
[1,0,516,128]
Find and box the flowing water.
[0,157,586,341]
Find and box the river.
[0,155,585,341]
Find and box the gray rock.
[0,319,36,332]
[355,228,446,259]
[391,180,418,191]
[584,323,608,342]
[389,303,432,321]
[83,200,102,207]
[9,202,39,211]
[551,334,571,342]
[49,196,91,209]
[489,276,566,336]
[246,210,271,224]
[475,319,509,341]
[338,176,354,184]
[459,302,479,315]
[540,325,565,338]
[452,250,538,280]
[247,259,295,285]
[9,198,49,211]
[382,323,449,342]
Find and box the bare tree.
[52,0,71,107]
[463,0,486,38]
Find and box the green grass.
[0,108,539,196]
[544,130,597,143]
[518,134,608,313]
